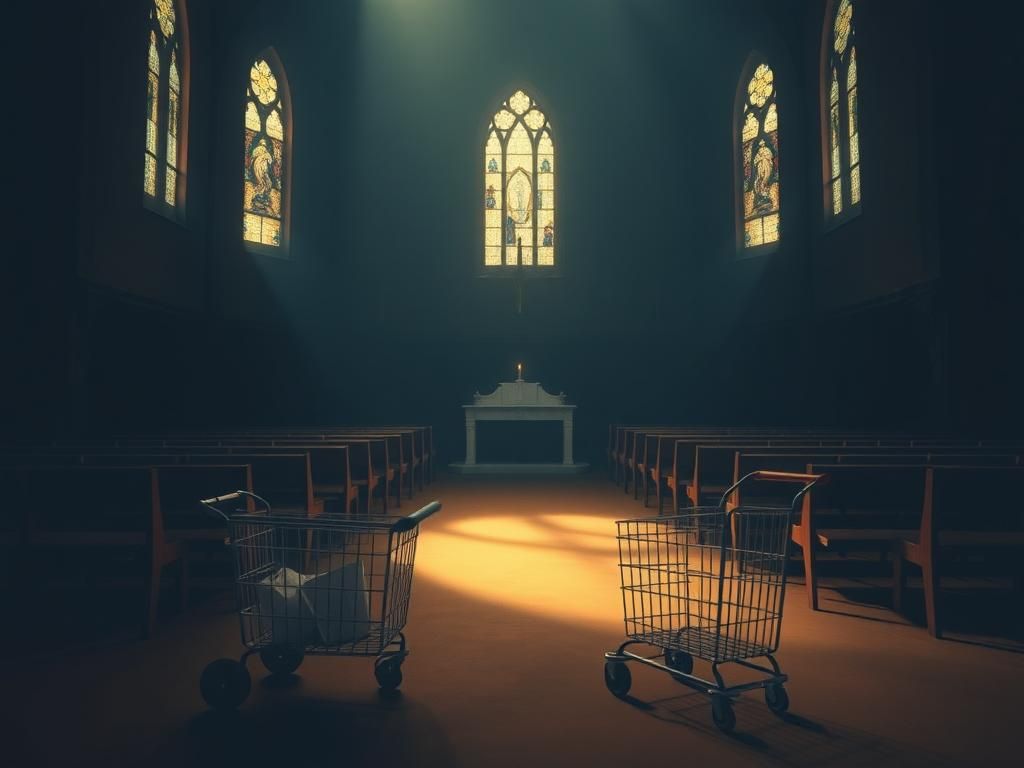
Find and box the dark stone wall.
[5,0,1017,451]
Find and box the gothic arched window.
[243,51,290,252]
[824,0,861,218]
[484,90,555,269]
[143,0,188,212]
[739,62,781,250]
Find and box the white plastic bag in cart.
[254,567,318,649]
[303,559,371,646]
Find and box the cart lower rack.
[603,471,827,733]
[198,491,440,709]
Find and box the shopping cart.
[603,470,827,733]
[197,490,440,709]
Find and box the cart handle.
[199,489,271,521]
[720,470,829,509]
[749,470,829,485]
[391,500,442,533]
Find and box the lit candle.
[517,362,523,380]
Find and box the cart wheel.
[664,649,694,677]
[200,658,251,710]
[711,695,736,733]
[604,661,631,698]
[374,656,403,690]
[765,683,789,714]
[260,645,304,676]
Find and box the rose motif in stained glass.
[747,64,774,108]
[250,60,278,105]
[493,109,515,130]
[509,90,531,115]
[524,109,546,131]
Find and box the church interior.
[3,0,1023,766]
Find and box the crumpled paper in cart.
[303,558,370,646]
[254,561,371,648]
[254,567,318,649]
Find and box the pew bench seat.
[816,528,917,548]
[905,530,1024,548]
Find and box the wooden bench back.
[928,466,1024,532]
[23,466,157,534]
[185,453,310,513]
[806,464,929,528]
[154,464,253,531]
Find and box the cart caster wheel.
[374,656,403,690]
[200,658,251,710]
[664,649,694,677]
[711,695,736,733]
[765,683,789,714]
[260,645,304,676]
[604,661,631,698]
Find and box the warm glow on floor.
[415,513,623,626]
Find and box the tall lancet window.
[243,52,290,252]
[739,62,781,250]
[484,89,555,269]
[824,0,861,218]
[143,0,188,212]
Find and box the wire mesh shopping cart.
[603,470,827,733]
[197,490,440,710]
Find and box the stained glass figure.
[165,49,180,206]
[740,63,780,249]
[243,54,288,249]
[483,90,555,268]
[145,31,159,197]
[848,47,861,204]
[142,0,186,209]
[825,0,861,216]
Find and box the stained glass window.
[740,63,781,250]
[243,55,288,250]
[825,0,862,217]
[484,90,555,268]
[142,0,187,210]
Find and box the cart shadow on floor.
[622,689,957,767]
[157,693,457,768]
[259,671,303,691]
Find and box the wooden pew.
[724,461,931,610]
[270,437,390,514]
[662,436,855,514]
[707,445,1020,515]
[150,464,255,540]
[156,423,434,488]
[19,466,189,638]
[893,466,1024,637]
[317,432,412,502]
[194,444,358,518]
[157,438,372,515]
[183,453,318,518]
[295,445,359,517]
[798,464,929,611]
[610,425,1008,501]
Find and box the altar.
[449,379,589,474]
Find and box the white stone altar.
[449,380,589,474]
